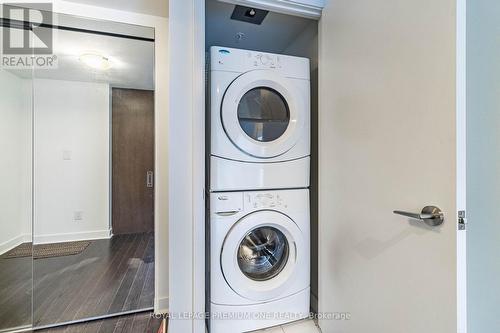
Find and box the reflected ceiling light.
[79,53,112,70]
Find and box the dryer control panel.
[251,52,281,69]
[216,49,281,69]
[210,46,310,80]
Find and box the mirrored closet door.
[31,12,156,329]
[1,6,155,331]
[0,23,34,333]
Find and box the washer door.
[221,210,304,301]
[221,70,304,158]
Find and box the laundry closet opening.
[205,1,319,331]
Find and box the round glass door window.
[237,87,290,142]
[237,226,289,281]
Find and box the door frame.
[169,0,468,332]
[168,1,206,332]
[456,0,467,331]
[168,1,316,332]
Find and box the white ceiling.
[3,26,155,90]
[206,0,314,53]
[64,0,168,18]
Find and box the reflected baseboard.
[33,308,154,331]
[34,229,112,245]
[0,234,31,256]
[0,324,32,333]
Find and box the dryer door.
[221,70,305,158]
[221,210,304,301]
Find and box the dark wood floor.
[33,232,155,327]
[0,253,32,330]
[33,311,163,333]
[0,232,154,331]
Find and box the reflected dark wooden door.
[112,88,154,235]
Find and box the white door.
[222,70,305,158]
[318,0,458,332]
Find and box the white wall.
[33,79,110,244]
[283,21,319,312]
[0,70,32,254]
[318,0,457,332]
[466,0,500,331]
[283,21,318,68]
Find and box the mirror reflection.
[0,30,33,331]
[32,17,155,328]
[0,11,155,331]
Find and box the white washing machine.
[209,46,311,192]
[209,189,310,333]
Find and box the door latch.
[146,171,154,188]
[458,210,466,230]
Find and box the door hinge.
[458,210,466,230]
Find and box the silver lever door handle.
[393,206,444,227]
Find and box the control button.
[260,54,271,65]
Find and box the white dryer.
[209,46,310,192]
[209,189,310,333]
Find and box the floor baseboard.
[155,296,169,315]
[0,234,31,255]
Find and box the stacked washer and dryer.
[208,46,311,333]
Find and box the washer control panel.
[211,192,243,214]
[245,191,287,210]
[211,190,305,216]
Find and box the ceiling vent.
[230,5,269,25]
[219,0,323,19]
